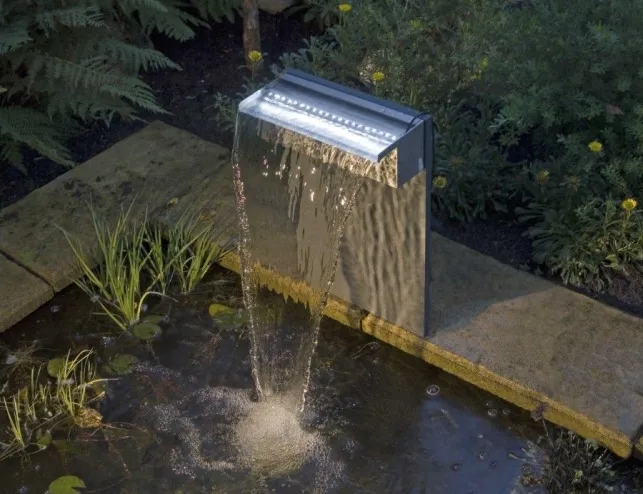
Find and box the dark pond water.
[0,267,556,494]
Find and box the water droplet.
[478,451,488,460]
[502,408,511,417]
[426,384,440,396]
[141,304,148,313]
[50,304,60,313]
[487,408,498,417]
[485,400,494,408]
[451,463,462,472]
[477,433,484,439]
[489,460,498,469]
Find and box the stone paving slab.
[0,121,230,292]
[0,253,52,332]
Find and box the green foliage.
[432,100,515,222]
[519,199,643,288]
[0,0,239,172]
[284,0,340,30]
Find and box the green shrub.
[519,198,642,288]
[0,0,239,172]
[476,0,643,284]
[432,99,516,222]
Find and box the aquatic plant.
[164,215,233,295]
[0,350,105,462]
[62,203,165,330]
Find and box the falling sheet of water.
[232,114,374,411]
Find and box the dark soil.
[0,12,641,320]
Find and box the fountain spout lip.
[238,68,433,188]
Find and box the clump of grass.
[62,203,165,330]
[161,213,233,295]
[0,350,105,462]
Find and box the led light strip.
[265,92,398,144]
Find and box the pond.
[0,267,555,494]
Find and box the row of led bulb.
[266,92,397,142]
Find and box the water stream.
[232,114,374,413]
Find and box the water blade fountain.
[232,68,434,412]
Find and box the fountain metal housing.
[238,68,435,337]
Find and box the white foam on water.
[234,397,323,476]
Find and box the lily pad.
[104,354,138,375]
[209,304,249,329]
[47,357,65,378]
[48,475,86,494]
[36,430,52,449]
[132,322,162,341]
[143,314,165,324]
[208,303,235,317]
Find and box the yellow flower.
[432,176,448,189]
[248,50,263,63]
[588,140,603,153]
[535,169,550,184]
[372,71,385,83]
[338,3,352,13]
[621,198,638,211]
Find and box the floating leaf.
[143,314,165,324]
[74,407,102,428]
[208,303,235,317]
[209,304,249,329]
[47,357,65,378]
[167,197,179,206]
[36,430,52,449]
[104,354,138,375]
[132,322,162,341]
[48,475,86,494]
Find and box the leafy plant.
[61,203,165,330]
[0,0,243,173]
[161,212,233,294]
[519,198,643,288]
[0,350,104,462]
[284,0,341,30]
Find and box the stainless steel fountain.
[237,68,434,338]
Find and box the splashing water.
[232,114,374,413]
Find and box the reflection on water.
[232,113,374,409]
[0,278,548,493]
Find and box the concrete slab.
[0,253,53,332]
[0,121,230,292]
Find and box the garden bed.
[0,10,641,319]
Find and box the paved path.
[0,121,641,458]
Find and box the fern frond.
[116,0,170,14]
[95,39,182,72]
[99,76,170,115]
[0,21,32,55]
[137,2,206,41]
[191,0,240,23]
[46,91,137,125]
[34,6,105,33]
[0,137,24,170]
[0,107,74,166]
